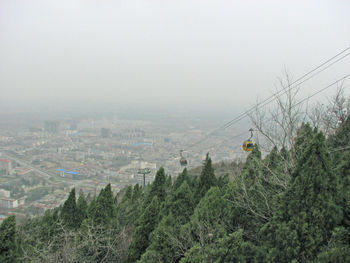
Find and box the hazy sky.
[1,0,349,112]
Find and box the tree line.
[1,117,350,262]
[1,85,350,262]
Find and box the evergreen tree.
[60,188,79,229]
[92,184,116,226]
[191,187,230,245]
[173,168,191,191]
[123,185,133,203]
[87,197,97,219]
[132,184,142,203]
[210,229,262,262]
[328,115,350,149]
[147,167,167,203]
[316,227,350,262]
[180,229,261,263]
[127,196,161,263]
[0,215,17,263]
[171,181,194,224]
[196,153,217,201]
[165,174,173,193]
[138,213,181,263]
[336,149,350,229]
[217,173,230,190]
[38,209,60,244]
[292,123,314,162]
[262,131,343,262]
[225,145,272,239]
[76,191,88,227]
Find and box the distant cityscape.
[0,110,246,222]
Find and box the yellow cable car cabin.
[242,140,254,152]
[242,128,254,152]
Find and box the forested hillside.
[1,118,350,262]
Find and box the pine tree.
[328,115,350,149]
[138,213,180,263]
[292,123,314,162]
[336,149,350,229]
[316,227,350,262]
[209,229,262,262]
[123,185,133,203]
[225,145,272,239]
[92,184,116,226]
[196,153,217,201]
[76,191,88,227]
[147,167,167,203]
[38,209,60,244]
[132,184,142,203]
[191,187,230,245]
[180,229,262,263]
[171,181,194,224]
[61,188,79,229]
[314,148,350,261]
[262,130,343,262]
[127,196,161,263]
[0,215,17,263]
[173,168,191,191]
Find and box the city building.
[13,167,34,176]
[0,189,10,198]
[0,158,12,175]
[0,198,18,209]
[101,128,111,138]
[44,121,59,133]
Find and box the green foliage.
[139,213,181,263]
[12,122,350,263]
[147,167,167,203]
[76,191,88,227]
[225,145,275,239]
[293,123,315,161]
[316,227,350,263]
[60,188,79,229]
[123,185,133,202]
[171,181,194,224]
[190,187,230,246]
[335,149,350,229]
[0,215,17,263]
[127,196,161,263]
[180,229,262,263]
[19,209,63,261]
[262,130,343,262]
[209,229,262,262]
[195,153,217,201]
[328,115,350,148]
[91,184,116,226]
[173,168,191,190]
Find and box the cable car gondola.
[179,150,188,167]
[242,128,254,152]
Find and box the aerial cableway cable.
[187,73,350,165]
[224,52,350,129]
[185,46,350,151]
[230,74,350,152]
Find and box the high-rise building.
[101,128,111,138]
[44,121,59,133]
[0,159,12,175]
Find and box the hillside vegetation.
[1,118,350,262]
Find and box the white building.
[0,198,18,209]
[0,189,10,198]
